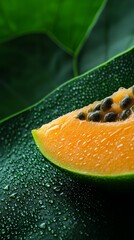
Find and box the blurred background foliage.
[0,0,134,120]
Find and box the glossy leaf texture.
[0,47,134,239]
[79,0,134,72]
[0,0,106,54]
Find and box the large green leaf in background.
[0,0,105,53]
[0,0,106,120]
[0,47,134,239]
[79,0,134,72]
[0,0,134,120]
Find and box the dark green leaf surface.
[79,0,134,73]
[0,0,105,53]
[0,34,73,120]
[0,48,134,239]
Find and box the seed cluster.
[76,86,134,123]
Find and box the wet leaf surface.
[0,48,134,239]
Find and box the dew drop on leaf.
[39,222,46,229]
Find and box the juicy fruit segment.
[32,86,134,177]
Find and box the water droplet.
[39,200,43,205]
[53,186,61,192]
[45,183,50,188]
[3,185,9,191]
[2,228,6,234]
[48,226,52,231]
[63,217,67,221]
[39,222,46,229]
[10,192,17,198]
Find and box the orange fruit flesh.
[33,112,134,176]
[32,87,134,176]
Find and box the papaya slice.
[32,86,134,177]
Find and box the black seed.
[76,112,86,120]
[119,109,131,120]
[101,97,113,111]
[93,103,101,111]
[104,112,117,122]
[88,111,101,122]
[120,96,133,109]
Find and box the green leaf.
[79,0,134,72]
[0,0,106,120]
[0,34,73,120]
[0,0,106,54]
[0,47,134,239]
[1,0,133,120]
